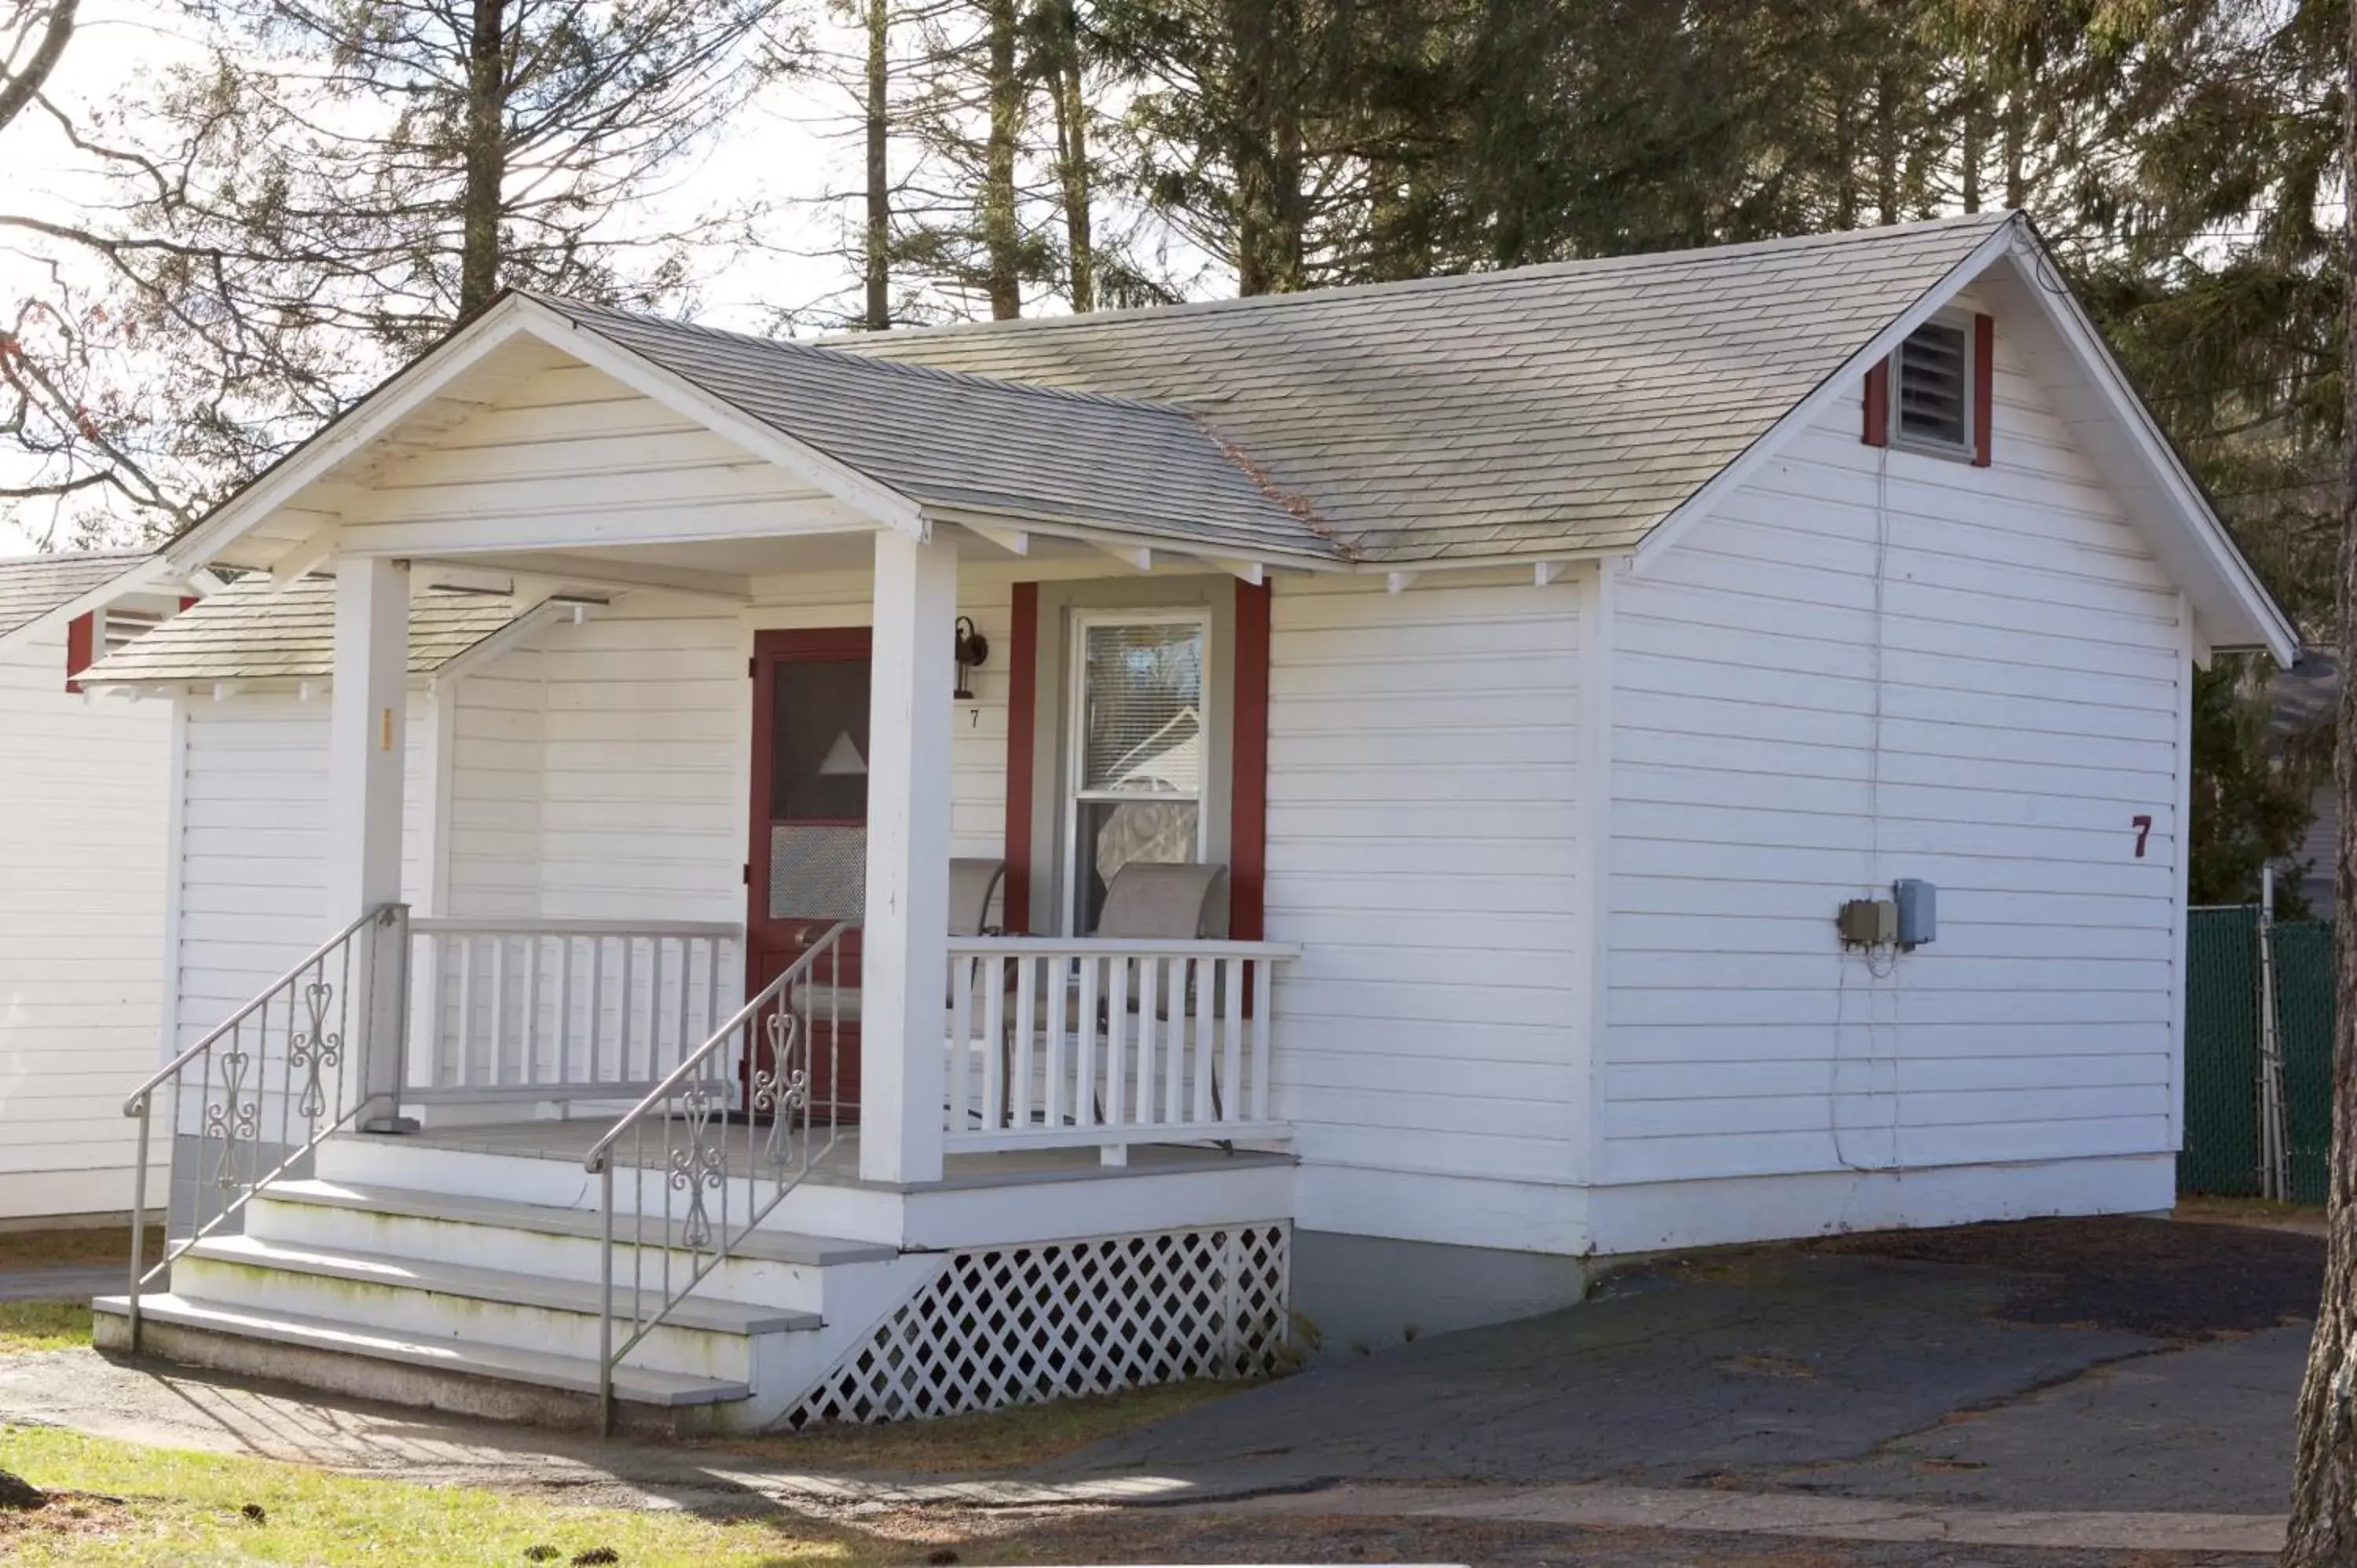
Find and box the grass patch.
[713,1378,1251,1474]
[1,1425,859,1566]
[0,1302,91,1354]
[0,1228,161,1272]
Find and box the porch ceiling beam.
[412,551,753,603]
[331,500,868,560]
[1200,557,1265,585]
[1094,541,1154,572]
[270,523,343,590]
[1386,571,1417,594]
[963,522,1029,556]
[1534,560,1565,587]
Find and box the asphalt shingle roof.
[834,212,2017,562]
[83,574,523,685]
[0,550,154,640]
[530,297,1342,562]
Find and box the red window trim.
[998,578,1270,940]
[1229,581,1270,941]
[64,611,94,694]
[1002,582,1040,933]
[1862,360,1890,448]
[1971,312,1995,467]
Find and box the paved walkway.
[0,1342,2293,1557]
[0,1266,119,1304]
[0,1215,2319,1563]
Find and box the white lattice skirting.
[787,1222,1291,1426]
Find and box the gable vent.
[1895,318,1970,449]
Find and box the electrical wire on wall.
[1831,432,1904,1180]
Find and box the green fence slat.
[2181,905,2262,1196]
[2275,919,2336,1205]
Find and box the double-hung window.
[1065,611,1210,934]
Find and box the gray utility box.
[1893,878,1936,947]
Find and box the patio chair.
[982,861,1233,1132]
[794,856,1004,1030]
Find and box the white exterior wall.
[1265,575,1590,1253]
[170,692,431,1053]
[1591,302,2190,1253]
[438,573,1016,928]
[0,621,172,1218]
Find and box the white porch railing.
[944,937,1297,1156]
[407,918,742,1102]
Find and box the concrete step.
[174,1236,816,1382]
[91,1292,748,1434]
[312,1137,907,1246]
[248,1179,894,1313]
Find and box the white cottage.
[75,211,2294,1431]
[0,551,198,1222]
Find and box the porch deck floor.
[387,1119,1291,1193]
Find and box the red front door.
[748,628,871,1118]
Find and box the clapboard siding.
[0,623,173,1214]
[1601,309,2187,1193]
[433,575,1014,940]
[350,362,837,533]
[534,604,743,924]
[172,693,431,1048]
[1265,574,1585,1216]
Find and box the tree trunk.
[1959,63,1983,213]
[1047,0,1093,312]
[0,0,75,139]
[2002,88,2025,209]
[1226,0,1301,295]
[982,0,1022,320]
[865,0,891,330]
[1874,64,1899,225]
[456,0,510,318]
[1832,92,1856,229]
[2282,6,2357,1560]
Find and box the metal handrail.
[123,906,394,1114]
[585,920,852,1432]
[122,903,408,1350]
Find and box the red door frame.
[747,626,874,1112]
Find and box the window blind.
[1080,621,1205,797]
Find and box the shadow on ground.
[1040,1217,2322,1517]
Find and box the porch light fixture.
[953,614,989,700]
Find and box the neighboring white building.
[0,551,195,1224]
[73,211,2293,1431]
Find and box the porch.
[103,533,1303,1432]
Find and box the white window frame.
[1061,606,1215,936]
[1888,307,1977,461]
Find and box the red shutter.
[64,611,93,694]
[1229,579,1271,941]
[1863,359,1890,447]
[1001,581,1040,934]
[1971,313,1995,467]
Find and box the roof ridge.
[821,211,2022,350]
[523,293,1204,419]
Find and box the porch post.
[328,557,412,1132]
[860,528,956,1185]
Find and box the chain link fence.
[2181,904,2333,1204]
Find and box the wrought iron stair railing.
[581,920,852,1433]
[120,903,409,1350]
